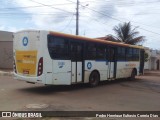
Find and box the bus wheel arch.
[134,68,137,75]
[89,70,100,87]
[130,68,137,80]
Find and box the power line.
[107,15,160,30]
[29,0,74,14]
[138,27,160,36]
[66,0,125,31]
[81,14,111,32]
[59,14,75,32]
[67,0,122,22]
[10,0,160,32]
[24,0,160,33]
[66,0,160,36]
[0,3,75,10]
[114,1,160,7]
[81,15,160,35]
[4,0,160,37]
[0,12,72,16]
[75,0,160,7]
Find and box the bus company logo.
[22,37,28,46]
[1,112,42,118]
[58,62,65,68]
[2,112,11,117]
[126,64,136,67]
[87,62,92,69]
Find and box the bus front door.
[140,49,145,74]
[108,47,117,79]
[70,42,83,83]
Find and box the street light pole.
[76,0,79,35]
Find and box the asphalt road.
[0,70,160,119]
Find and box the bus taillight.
[13,59,17,73]
[37,57,43,76]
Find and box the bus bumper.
[13,72,45,84]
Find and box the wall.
[144,47,160,70]
[144,47,151,70]
[0,31,13,69]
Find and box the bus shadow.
[17,83,89,95]
[99,78,141,86]
[17,78,141,95]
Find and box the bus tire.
[130,69,136,80]
[89,71,100,87]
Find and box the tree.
[144,52,149,62]
[112,22,145,45]
[97,34,121,42]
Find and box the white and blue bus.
[13,30,144,86]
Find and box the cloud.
[13,0,75,30]
[12,0,103,34]
[95,1,117,21]
[1,0,160,49]
[0,25,21,32]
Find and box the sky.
[0,0,160,49]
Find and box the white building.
[144,47,160,70]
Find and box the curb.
[0,71,13,76]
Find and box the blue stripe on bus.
[95,60,107,62]
[95,60,137,62]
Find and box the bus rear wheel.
[130,69,136,80]
[89,71,100,87]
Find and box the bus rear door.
[108,47,117,79]
[70,41,83,83]
[139,49,145,74]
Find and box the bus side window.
[118,47,126,61]
[133,48,139,61]
[70,42,77,61]
[47,35,69,59]
[86,43,96,60]
[109,48,115,62]
[70,41,83,61]
[96,45,106,60]
[126,48,133,61]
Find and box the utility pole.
[76,0,79,35]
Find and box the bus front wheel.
[89,71,100,87]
